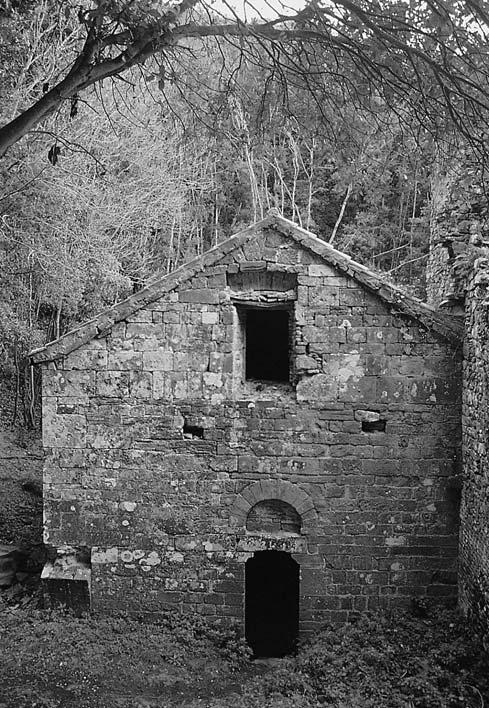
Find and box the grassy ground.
[0,420,488,707]
[0,598,488,708]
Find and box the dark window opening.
[183,420,204,438]
[245,550,299,657]
[245,308,290,382]
[362,419,386,432]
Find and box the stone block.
[47,371,95,399]
[203,372,223,388]
[44,412,86,449]
[126,310,153,323]
[346,328,367,343]
[129,371,153,399]
[308,264,338,277]
[296,374,337,402]
[91,547,118,564]
[107,350,143,371]
[308,287,340,307]
[179,290,219,304]
[202,311,219,325]
[296,355,320,371]
[162,310,180,324]
[239,261,267,271]
[41,548,91,614]
[96,371,130,397]
[339,289,365,306]
[86,423,135,449]
[143,350,173,371]
[68,349,108,370]
[354,410,381,423]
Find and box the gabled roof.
[30,213,463,364]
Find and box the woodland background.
[2,6,489,704]
[1,0,487,425]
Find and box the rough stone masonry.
[31,214,463,641]
[459,259,489,634]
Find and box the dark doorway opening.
[245,308,290,382]
[245,550,299,657]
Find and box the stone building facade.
[31,214,463,654]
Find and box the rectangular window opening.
[244,307,290,383]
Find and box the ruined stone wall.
[426,157,488,308]
[459,262,489,633]
[41,226,462,633]
[426,161,460,308]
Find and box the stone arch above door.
[229,480,317,532]
[246,499,302,534]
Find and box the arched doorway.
[245,550,299,657]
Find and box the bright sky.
[212,0,307,22]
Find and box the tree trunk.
[330,183,353,245]
[0,19,182,158]
[0,73,84,158]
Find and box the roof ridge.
[30,215,463,363]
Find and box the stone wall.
[426,161,460,308]
[40,225,462,634]
[426,157,488,308]
[459,261,489,633]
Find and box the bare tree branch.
[2,0,489,160]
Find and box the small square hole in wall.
[362,419,386,432]
[183,420,204,438]
[243,307,290,382]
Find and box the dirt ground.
[0,423,488,708]
[1,599,488,708]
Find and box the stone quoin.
[30,214,464,654]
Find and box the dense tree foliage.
[1,0,486,421]
[2,0,489,158]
